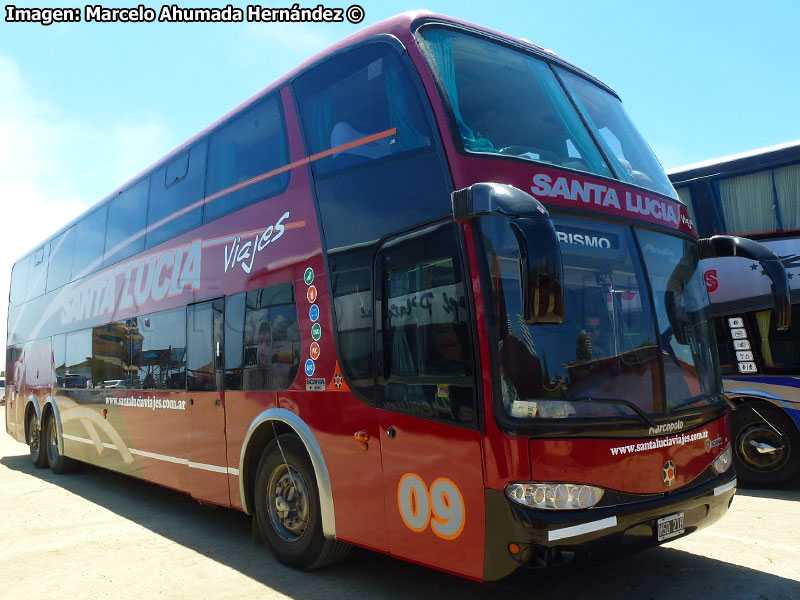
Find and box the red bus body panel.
[530,416,729,494]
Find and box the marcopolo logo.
[648,420,684,435]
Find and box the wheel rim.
[266,463,310,542]
[29,414,40,459]
[46,417,59,465]
[737,423,788,472]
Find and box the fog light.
[505,482,605,510]
[712,445,733,474]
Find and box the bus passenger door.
[375,223,486,579]
[187,299,230,505]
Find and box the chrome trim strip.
[714,478,737,497]
[63,433,233,474]
[548,516,618,541]
[238,408,336,539]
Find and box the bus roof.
[667,139,800,183]
[15,10,613,265]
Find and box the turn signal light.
[505,482,604,510]
[712,445,733,474]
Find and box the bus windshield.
[480,214,724,421]
[418,27,677,199]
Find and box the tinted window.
[224,293,245,390]
[105,178,149,266]
[712,317,735,376]
[72,206,108,280]
[637,230,722,409]
[187,300,223,392]
[64,329,93,387]
[53,333,66,386]
[751,305,800,373]
[420,28,611,179]
[296,43,432,177]
[131,308,186,389]
[378,223,476,425]
[6,345,22,388]
[47,226,75,292]
[557,67,676,198]
[146,142,207,248]
[205,96,290,223]
[330,248,374,397]
[93,322,130,386]
[26,245,49,301]
[10,255,29,306]
[294,42,451,252]
[243,283,299,391]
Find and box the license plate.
[657,512,685,541]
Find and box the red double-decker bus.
[5,12,789,581]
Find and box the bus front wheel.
[731,402,800,488]
[254,434,349,570]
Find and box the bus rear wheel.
[27,411,47,469]
[254,434,349,570]
[44,412,77,474]
[731,402,800,488]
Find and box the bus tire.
[44,412,78,474]
[254,434,350,570]
[27,410,48,469]
[731,402,800,488]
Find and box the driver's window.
[376,222,477,427]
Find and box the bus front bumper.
[483,471,736,581]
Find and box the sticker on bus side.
[305,378,325,391]
[397,473,465,540]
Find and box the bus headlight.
[712,445,733,474]
[505,482,605,510]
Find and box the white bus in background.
[669,141,800,487]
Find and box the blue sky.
[1,0,799,352]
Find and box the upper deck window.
[418,27,677,199]
[146,142,207,249]
[295,42,433,177]
[419,28,611,179]
[205,94,290,223]
[104,178,149,266]
[47,226,75,292]
[556,68,676,199]
[72,205,108,280]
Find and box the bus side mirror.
[699,235,791,330]
[452,182,564,325]
[510,219,564,324]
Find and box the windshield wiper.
[569,396,658,428]
[669,393,730,411]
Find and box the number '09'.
[397,473,465,540]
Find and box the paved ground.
[1,410,798,600]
